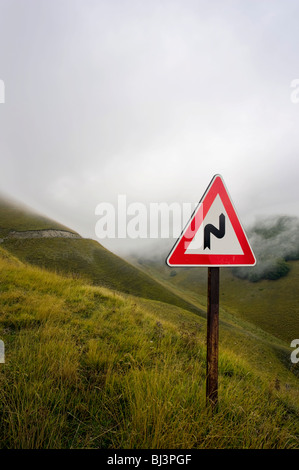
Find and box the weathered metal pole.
[206,267,220,411]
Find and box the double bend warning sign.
[166,174,256,267]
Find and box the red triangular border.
[166,175,256,267]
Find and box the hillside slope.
[0,196,202,315]
[130,257,299,344]
[0,194,77,237]
[0,247,298,449]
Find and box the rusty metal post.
[206,267,219,411]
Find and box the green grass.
[2,238,202,317]
[0,248,298,449]
[1,196,299,448]
[133,258,299,343]
[0,194,202,316]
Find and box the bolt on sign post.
[166,175,256,411]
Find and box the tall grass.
[0,252,298,448]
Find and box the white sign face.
[185,195,244,255]
[166,174,256,267]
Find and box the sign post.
[166,174,256,411]
[206,267,219,410]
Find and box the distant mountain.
[232,215,299,282]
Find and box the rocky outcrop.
[5,229,81,240]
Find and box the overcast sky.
[0,0,299,256]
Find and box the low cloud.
[233,215,299,281]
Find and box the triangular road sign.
[166,175,256,267]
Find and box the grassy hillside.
[1,196,298,448]
[0,196,202,315]
[132,258,299,344]
[0,247,298,449]
[0,194,76,237]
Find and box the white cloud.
[0,0,299,256]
